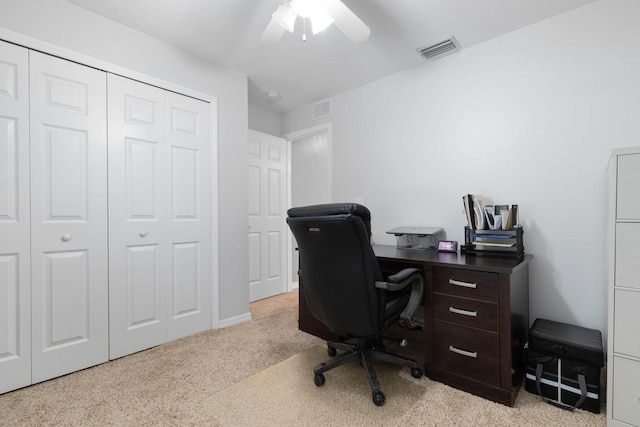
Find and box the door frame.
[283,123,333,291]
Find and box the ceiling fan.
[261,0,370,43]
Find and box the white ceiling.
[65,0,596,114]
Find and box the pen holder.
[461,226,524,261]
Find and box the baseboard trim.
[218,311,252,329]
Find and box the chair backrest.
[287,203,386,337]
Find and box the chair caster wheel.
[327,346,337,357]
[314,373,326,387]
[372,390,385,406]
[411,367,423,378]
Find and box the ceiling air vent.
[417,37,459,60]
[313,99,332,120]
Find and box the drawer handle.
[449,345,478,358]
[449,279,477,289]
[449,306,478,317]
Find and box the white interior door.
[164,91,212,341]
[248,129,287,302]
[108,74,167,359]
[0,40,31,393]
[29,51,108,383]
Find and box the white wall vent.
[313,99,332,120]
[417,37,459,60]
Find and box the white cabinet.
[608,148,640,426]
[107,75,212,359]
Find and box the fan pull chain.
[303,17,307,41]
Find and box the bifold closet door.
[0,40,31,394]
[108,76,167,359]
[164,91,212,342]
[29,51,109,383]
[108,75,211,359]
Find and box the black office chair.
[287,203,424,406]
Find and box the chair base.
[313,338,422,406]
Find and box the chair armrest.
[387,268,421,287]
[375,268,424,323]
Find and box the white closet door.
[165,92,212,340]
[108,75,167,359]
[0,40,31,394]
[29,51,108,383]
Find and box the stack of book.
[462,194,524,260]
[462,194,519,231]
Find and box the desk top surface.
[372,244,532,274]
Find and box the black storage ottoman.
[525,318,603,414]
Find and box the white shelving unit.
[607,147,640,426]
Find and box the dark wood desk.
[298,244,532,407]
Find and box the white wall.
[0,0,250,323]
[283,0,640,339]
[248,104,283,136]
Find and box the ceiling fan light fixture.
[272,0,297,33]
[291,0,333,34]
[309,12,333,35]
[261,0,369,43]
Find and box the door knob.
[61,234,72,242]
[140,230,149,237]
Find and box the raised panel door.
[247,129,287,302]
[108,74,167,359]
[0,40,30,394]
[29,51,108,382]
[165,91,211,340]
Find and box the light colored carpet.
[201,345,427,426]
[0,289,606,426]
[201,343,606,427]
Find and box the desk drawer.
[433,267,498,302]
[433,321,500,386]
[432,294,498,332]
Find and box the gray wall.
[0,0,250,323]
[283,0,640,342]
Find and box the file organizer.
[461,226,524,261]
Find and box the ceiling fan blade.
[261,17,286,43]
[323,0,370,42]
